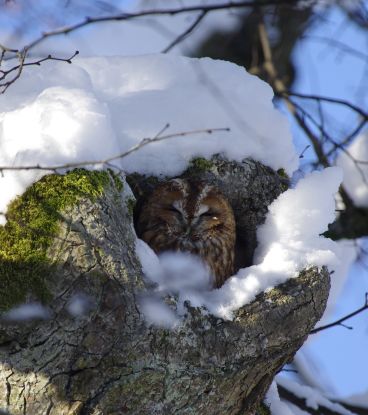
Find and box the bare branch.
[0,0,300,93]
[256,23,363,217]
[301,35,368,61]
[20,0,299,52]
[0,50,79,94]
[162,11,207,53]
[326,118,367,157]
[281,91,368,120]
[0,126,230,173]
[310,293,368,334]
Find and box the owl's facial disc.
[196,204,209,216]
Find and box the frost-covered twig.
[0,126,230,173]
[310,293,368,334]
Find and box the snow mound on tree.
[0,54,297,223]
[0,54,344,321]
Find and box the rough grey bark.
[0,158,330,415]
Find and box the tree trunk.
[0,159,330,415]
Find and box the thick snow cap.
[0,54,298,221]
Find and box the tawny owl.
[136,179,236,288]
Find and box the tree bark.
[0,158,330,415]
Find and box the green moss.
[189,157,214,172]
[0,169,111,312]
[276,168,289,192]
[108,169,124,193]
[126,198,136,217]
[256,402,271,415]
[276,168,288,179]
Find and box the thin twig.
[310,293,368,334]
[281,91,368,120]
[0,126,230,173]
[0,50,79,94]
[20,1,297,52]
[256,20,359,211]
[162,11,207,53]
[301,35,368,61]
[331,118,368,153]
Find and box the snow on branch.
[276,377,367,415]
[0,54,298,224]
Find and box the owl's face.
[136,179,236,287]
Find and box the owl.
[136,179,236,288]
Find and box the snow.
[336,131,368,208]
[316,239,357,325]
[137,247,213,292]
[343,390,368,409]
[267,378,361,415]
[0,54,297,224]
[211,167,343,318]
[0,54,343,322]
[1,294,94,322]
[277,377,356,415]
[2,302,52,321]
[266,381,297,415]
[66,293,94,317]
[138,296,180,329]
[137,167,344,320]
[136,245,214,318]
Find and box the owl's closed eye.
[136,178,236,288]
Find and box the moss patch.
[108,169,124,193]
[256,402,271,415]
[276,168,288,179]
[189,157,214,172]
[126,198,136,217]
[0,169,111,312]
[277,168,289,192]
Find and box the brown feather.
[136,179,236,288]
